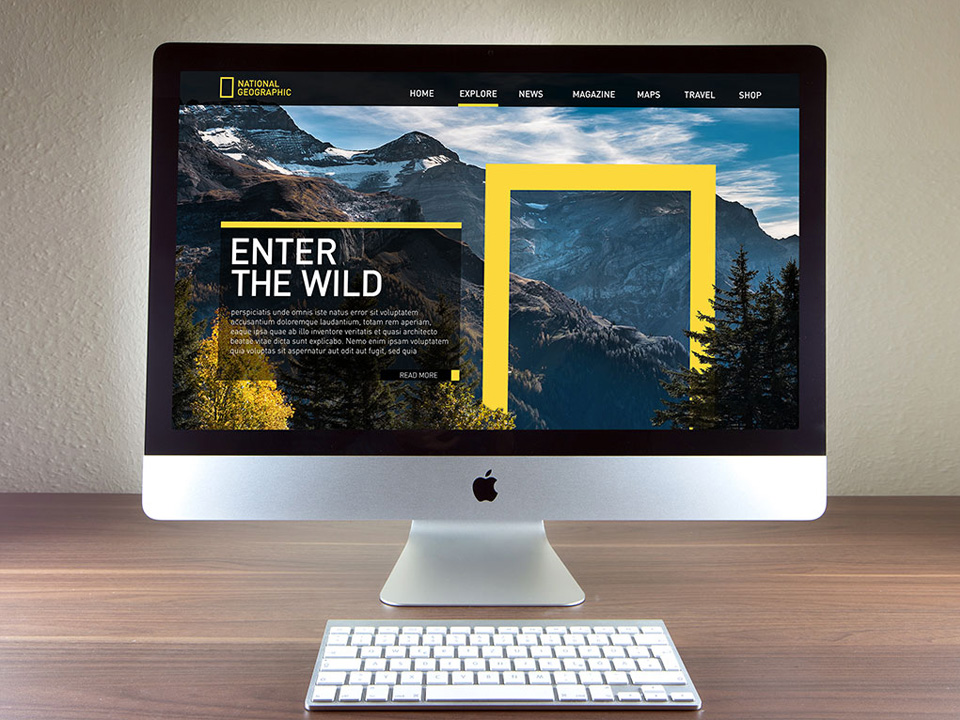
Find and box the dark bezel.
[146,44,826,457]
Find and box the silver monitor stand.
[380,520,585,606]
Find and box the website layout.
[173,72,801,432]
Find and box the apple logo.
[473,469,498,502]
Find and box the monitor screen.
[144,44,826,605]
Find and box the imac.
[144,44,826,606]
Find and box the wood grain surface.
[1,494,959,719]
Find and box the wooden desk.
[1,495,959,719]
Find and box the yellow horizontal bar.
[458,103,499,107]
[220,221,462,229]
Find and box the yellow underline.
[458,103,499,107]
[220,221,462,229]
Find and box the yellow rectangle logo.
[482,164,716,411]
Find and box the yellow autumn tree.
[192,311,294,430]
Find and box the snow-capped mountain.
[182,105,459,193]
[510,190,800,344]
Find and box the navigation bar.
[182,71,799,108]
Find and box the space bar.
[425,685,555,702]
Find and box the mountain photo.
[176,103,800,430]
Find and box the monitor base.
[380,520,585,606]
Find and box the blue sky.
[286,105,800,238]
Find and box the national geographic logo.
[220,76,292,99]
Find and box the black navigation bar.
[182,71,799,108]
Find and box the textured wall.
[1,0,958,494]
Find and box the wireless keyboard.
[305,619,701,710]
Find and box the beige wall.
[1,0,958,493]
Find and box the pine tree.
[172,269,203,428]
[403,295,515,430]
[754,260,800,428]
[654,247,798,430]
[281,296,401,430]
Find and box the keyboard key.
[392,686,421,702]
[310,685,337,703]
[604,670,629,685]
[374,671,397,685]
[588,658,612,672]
[348,671,372,685]
[635,634,668,646]
[320,658,361,672]
[322,646,358,659]
[554,671,577,685]
[588,685,615,701]
[528,671,552,685]
[556,684,587,701]
[578,671,604,685]
[365,685,390,701]
[338,685,363,702]
[426,685,555,702]
[316,671,347,686]
[630,671,687,684]
[671,691,697,702]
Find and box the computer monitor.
[144,44,826,606]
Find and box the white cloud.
[294,106,747,167]
[758,218,800,239]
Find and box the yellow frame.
[482,163,716,411]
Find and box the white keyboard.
[305,620,701,710]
